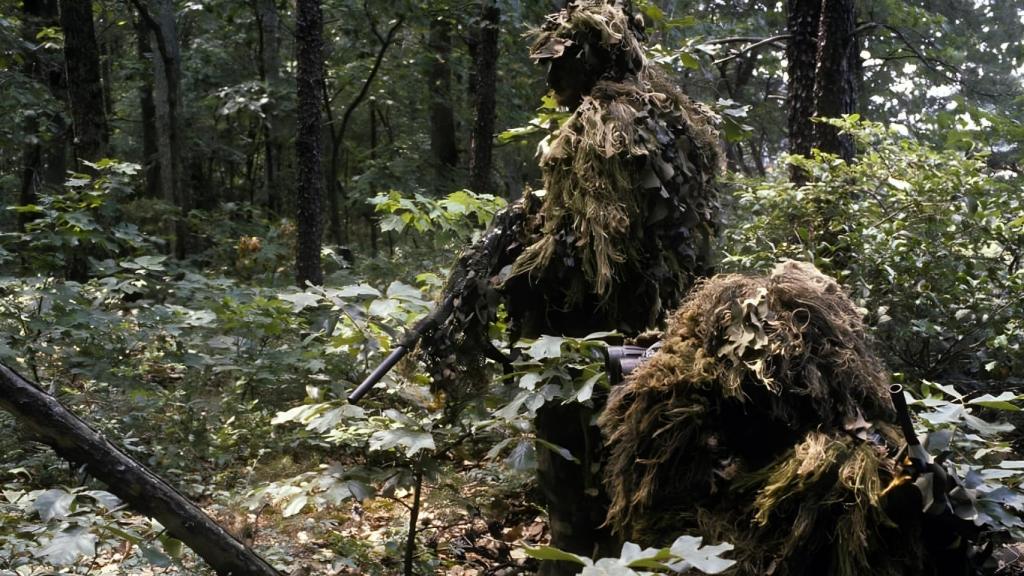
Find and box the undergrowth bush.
[723,117,1024,381]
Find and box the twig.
[713,34,791,66]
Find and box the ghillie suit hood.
[528,0,647,80]
[600,261,985,576]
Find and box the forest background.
[1,0,1024,574]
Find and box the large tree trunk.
[60,0,109,166]
[256,0,286,213]
[295,0,325,286]
[134,13,161,198]
[812,0,858,161]
[427,10,458,194]
[0,363,282,576]
[785,0,821,183]
[58,0,107,281]
[468,1,499,196]
[19,0,68,231]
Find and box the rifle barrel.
[888,384,919,447]
[348,345,410,404]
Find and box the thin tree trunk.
[323,13,404,246]
[786,0,820,183]
[427,10,457,194]
[133,0,187,258]
[295,0,325,286]
[19,0,68,231]
[256,0,285,213]
[0,364,282,576]
[812,0,858,161]
[468,1,499,196]
[134,13,160,198]
[60,0,109,167]
[368,100,378,255]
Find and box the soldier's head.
[529,0,646,107]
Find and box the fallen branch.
[0,362,281,576]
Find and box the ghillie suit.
[600,261,987,576]
[422,0,720,396]
[417,0,720,568]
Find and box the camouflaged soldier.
[419,0,721,569]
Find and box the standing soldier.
[420,1,721,571]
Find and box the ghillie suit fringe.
[509,74,720,325]
[600,261,982,576]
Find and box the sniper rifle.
[348,317,660,404]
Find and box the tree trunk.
[368,100,379,256]
[468,1,499,196]
[134,13,160,198]
[427,10,457,193]
[0,363,282,576]
[322,15,403,246]
[256,0,285,213]
[19,0,68,231]
[134,0,188,258]
[60,0,109,167]
[786,0,821,183]
[812,0,858,161]
[295,0,325,286]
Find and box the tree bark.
[0,363,282,576]
[295,0,325,286]
[812,0,858,161]
[786,0,821,183]
[60,0,109,166]
[133,13,160,198]
[19,0,68,231]
[256,0,286,213]
[468,1,499,196]
[133,0,188,259]
[427,10,457,193]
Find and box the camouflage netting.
[600,261,981,576]
[421,0,721,399]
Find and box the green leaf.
[158,534,184,559]
[65,176,91,187]
[677,50,700,69]
[282,493,308,517]
[525,335,564,360]
[34,527,97,565]
[82,490,122,510]
[120,255,166,271]
[333,284,381,299]
[277,291,321,312]
[139,543,173,567]
[668,535,736,574]
[523,546,587,564]
[535,438,578,463]
[963,413,1014,435]
[505,439,536,471]
[575,369,604,402]
[34,488,74,521]
[369,428,436,456]
[385,281,424,301]
[968,392,1021,411]
[886,177,913,192]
